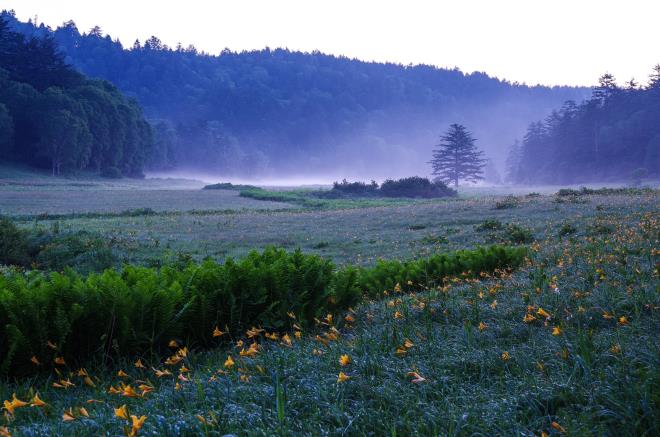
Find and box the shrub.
[379,177,456,198]
[0,245,524,375]
[558,223,577,236]
[494,196,520,209]
[203,182,259,190]
[0,217,30,267]
[330,179,379,197]
[504,224,533,244]
[475,219,504,232]
[100,166,123,179]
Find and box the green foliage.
[203,182,259,191]
[379,177,456,198]
[557,186,655,197]
[430,124,486,187]
[0,245,523,375]
[327,179,379,197]
[475,219,504,231]
[504,224,534,244]
[558,222,577,236]
[494,196,520,209]
[0,217,29,266]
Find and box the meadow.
[0,171,658,436]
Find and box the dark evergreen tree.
[430,124,486,187]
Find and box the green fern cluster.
[0,245,525,376]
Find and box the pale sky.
[3,0,659,87]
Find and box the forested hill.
[506,71,660,184]
[3,11,589,178]
[0,15,152,177]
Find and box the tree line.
[2,11,587,176]
[506,69,660,184]
[0,14,152,177]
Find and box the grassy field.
[0,171,658,436]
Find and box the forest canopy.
[0,13,152,177]
[1,11,587,178]
[507,70,660,184]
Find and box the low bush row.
[324,176,457,199]
[0,245,526,375]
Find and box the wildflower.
[117,369,129,378]
[287,312,296,319]
[178,374,190,383]
[83,376,96,387]
[30,356,41,366]
[138,384,154,396]
[294,331,302,340]
[108,386,122,394]
[78,407,90,418]
[134,359,145,369]
[115,404,129,420]
[224,356,235,369]
[551,421,566,433]
[552,326,562,336]
[122,385,139,398]
[618,316,628,325]
[602,311,614,320]
[403,339,414,349]
[246,327,264,338]
[523,313,536,323]
[501,351,511,361]
[337,372,350,383]
[610,343,621,354]
[213,326,226,337]
[152,368,172,378]
[62,408,76,422]
[47,340,57,350]
[339,354,351,366]
[127,415,147,437]
[54,356,66,366]
[393,311,403,319]
[478,322,487,332]
[394,283,402,293]
[281,334,292,347]
[168,340,179,348]
[239,374,250,383]
[265,332,279,341]
[490,300,498,310]
[3,394,28,416]
[344,314,355,323]
[0,426,10,437]
[196,414,207,424]
[395,347,408,356]
[312,348,324,356]
[407,371,426,383]
[537,308,551,319]
[30,394,47,408]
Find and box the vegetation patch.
[202,182,259,191]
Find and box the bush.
[0,217,30,267]
[0,245,525,375]
[494,196,520,209]
[379,177,456,198]
[558,223,577,236]
[329,179,379,197]
[203,182,259,191]
[100,166,123,179]
[504,224,533,244]
[475,219,504,232]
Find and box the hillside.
[3,11,589,178]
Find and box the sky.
[3,0,659,87]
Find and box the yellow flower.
[406,371,426,383]
[501,351,511,361]
[489,300,498,310]
[196,414,208,424]
[552,326,562,336]
[62,408,76,422]
[403,339,414,349]
[122,385,139,398]
[47,340,57,350]
[337,372,350,383]
[168,340,179,348]
[395,347,408,356]
[30,356,41,366]
[339,354,351,366]
[54,356,66,366]
[344,314,355,323]
[551,421,566,433]
[618,316,628,325]
[114,404,129,420]
[294,331,302,340]
[287,311,296,319]
[134,359,146,369]
[0,426,11,437]
[129,415,147,436]
[78,407,90,418]
[602,311,614,320]
[478,322,487,331]
[152,368,172,378]
[523,313,536,323]
[610,343,621,354]
[281,334,293,347]
[393,311,403,319]
[212,326,226,337]
[117,369,129,378]
[30,394,47,408]
[536,308,551,319]
[394,283,402,293]
[224,355,235,369]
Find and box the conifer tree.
[429,124,486,187]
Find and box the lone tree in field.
[430,124,486,187]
